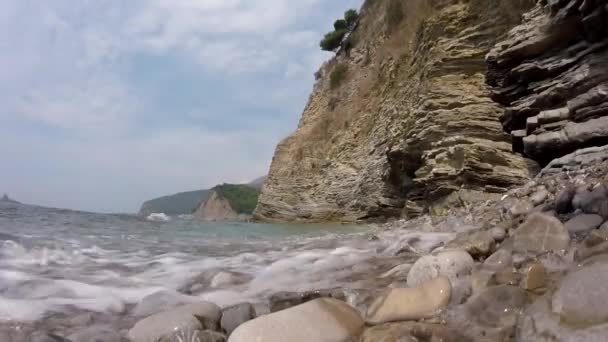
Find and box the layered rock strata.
[256,0,537,222]
[487,0,608,166]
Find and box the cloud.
[0,0,364,212]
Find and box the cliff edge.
[256,0,538,222]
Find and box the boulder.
[445,231,496,259]
[365,276,451,324]
[360,322,470,342]
[228,298,364,342]
[129,302,221,342]
[447,286,527,341]
[220,303,255,336]
[483,249,513,271]
[564,214,604,235]
[268,288,345,312]
[513,213,570,254]
[67,326,120,342]
[553,263,608,326]
[520,263,546,291]
[555,187,576,214]
[406,250,474,287]
[132,291,197,317]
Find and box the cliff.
[193,184,260,221]
[487,0,608,168]
[256,0,538,222]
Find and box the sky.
[0,0,362,213]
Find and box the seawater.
[0,201,454,325]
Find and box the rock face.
[194,191,240,221]
[255,0,537,222]
[487,0,608,167]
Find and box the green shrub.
[344,9,359,29]
[334,19,348,31]
[320,29,348,51]
[386,0,404,32]
[330,64,348,89]
[214,184,260,214]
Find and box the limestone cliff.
[194,191,242,222]
[487,0,608,168]
[256,0,538,222]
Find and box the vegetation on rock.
[320,9,359,52]
[214,184,260,214]
[330,63,349,89]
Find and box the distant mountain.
[193,184,260,221]
[138,176,266,216]
[139,189,210,216]
[0,193,20,204]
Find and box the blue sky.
[0,0,362,212]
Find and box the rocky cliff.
[256,0,539,222]
[487,0,608,167]
[194,190,242,221]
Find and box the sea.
[0,200,455,332]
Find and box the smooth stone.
[365,276,451,324]
[564,214,604,235]
[483,249,513,271]
[191,331,226,342]
[553,263,608,325]
[518,295,608,341]
[228,298,364,342]
[555,187,576,214]
[573,185,608,218]
[493,270,521,286]
[220,303,255,336]
[471,269,496,295]
[359,322,470,342]
[406,250,474,287]
[67,326,120,342]
[268,288,345,313]
[447,286,527,341]
[129,302,221,342]
[28,333,71,342]
[133,291,197,317]
[521,263,546,291]
[445,231,496,259]
[490,227,507,242]
[210,272,239,288]
[509,200,534,217]
[530,187,549,206]
[513,213,570,254]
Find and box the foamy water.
[0,201,455,327]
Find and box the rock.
[564,214,604,235]
[484,249,513,271]
[28,333,71,342]
[509,200,534,218]
[555,188,576,214]
[228,298,364,342]
[268,288,345,313]
[67,326,120,342]
[493,270,522,286]
[407,250,474,287]
[445,231,496,259]
[490,227,507,242]
[513,213,570,254]
[359,322,470,342]
[521,263,546,291]
[447,286,527,341]
[471,269,496,295]
[365,276,451,324]
[518,295,608,342]
[210,272,240,288]
[220,303,255,336]
[129,302,221,342]
[553,263,608,326]
[530,187,549,206]
[573,185,608,218]
[584,228,608,247]
[132,291,196,317]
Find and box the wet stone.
[521,263,546,291]
[513,213,570,254]
[555,187,576,214]
[67,326,120,342]
[483,249,513,271]
[220,303,255,336]
[359,322,470,342]
[564,214,604,235]
[268,288,345,313]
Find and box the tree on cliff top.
[320,9,359,52]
